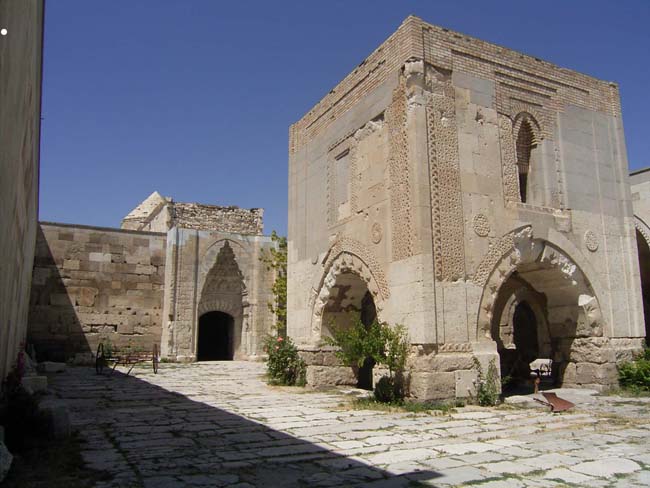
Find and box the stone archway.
[197,241,246,359]
[476,227,617,390]
[309,237,388,338]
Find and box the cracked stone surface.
[46,361,650,487]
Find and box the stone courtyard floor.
[47,361,650,487]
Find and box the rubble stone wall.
[28,223,166,363]
[173,203,263,235]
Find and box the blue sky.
[40,0,650,235]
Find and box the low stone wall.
[27,223,166,363]
[299,343,493,401]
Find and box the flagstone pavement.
[47,361,650,487]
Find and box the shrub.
[263,335,306,386]
[373,376,396,403]
[618,347,650,392]
[473,357,499,406]
[324,316,409,402]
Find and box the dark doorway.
[500,300,539,390]
[357,291,377,390]
[197,311,234,360]
[636,229,650,345]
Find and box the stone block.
[50,293,71,306]
[455,369,478,398]
[408,371,455,401]
[561,362,577,385]
[306,365,356,387]
[37,361,66,373]
[68,286,98,307]
[575,362,618,386]
[0,441,12,483]
[89,252,111,263]
[39,400,71,440]
[118,322,135,334]
[63,259,80,270]
[21,375,48,393]
[570,337,616,364]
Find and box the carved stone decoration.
[473,213,490,237]
[198,241,245,317]
[474,227,603,341]
[309,237,389,336]
[635,218,650,249]
[584,230,599,252]
[437,343,473,353]
[371,222,383,244]
[387,73,414,261]
[497,114,520,204]
[425,77,466,281]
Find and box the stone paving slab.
[44,361,650,487]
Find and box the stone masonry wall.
[0,0,44,381]
[28,223,166,363]
[173,203,263,235]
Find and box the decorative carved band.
[425,79,466,281]
[387,74,414,261]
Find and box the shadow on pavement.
[49,365,441,487]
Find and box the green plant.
[260,231,287,336]
[618,347,650,392]
[264,335,306,386]
[324,316,409,402]
[374,376,396,403]
[473,357,499,406]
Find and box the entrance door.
[197,311,234,360]
[357,291,377,390]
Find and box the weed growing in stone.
[618,347,650,393]
[472,357,500,406]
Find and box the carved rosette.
[473,213,490,237]
[371,222,383,244]
[584,230,599,252]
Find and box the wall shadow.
[50,365,441,487]
[27,225,92,362]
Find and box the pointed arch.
[309,237,389,338]
[513,114,541,203]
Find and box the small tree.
[324,315,409,402]
[263,335,306,386]
[260,231,287,336]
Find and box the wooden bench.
[95,342,159,376]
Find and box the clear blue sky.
[40,0,650,235]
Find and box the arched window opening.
[516,119,537,203]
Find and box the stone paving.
[47,361,650,487]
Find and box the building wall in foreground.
[0,0,44,381]
[28,223,166,362]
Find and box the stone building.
[0,0,44,382]
[28,194,276,363]
[287,16,645,400]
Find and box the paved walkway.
[48,361,650,487]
